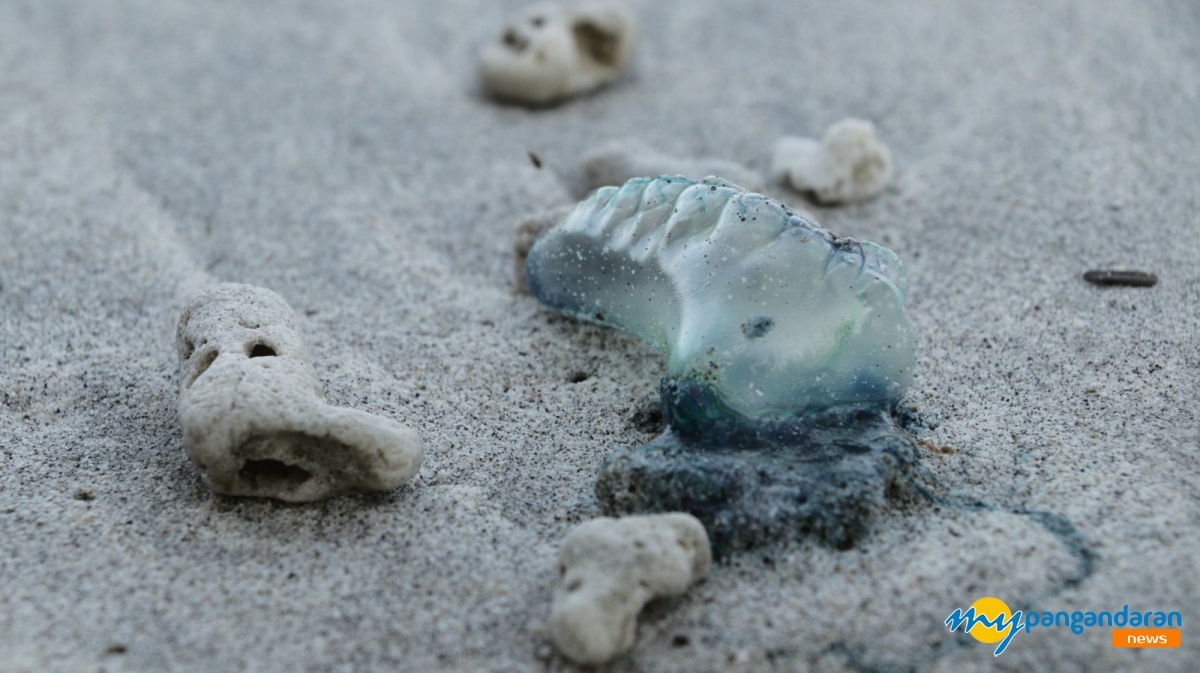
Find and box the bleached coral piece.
[478,2,637,105]
[551,514,711,665]
[176,283,424,502]
[772,118,894,204]
[582,138,765,192]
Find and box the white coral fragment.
[551,514,711,665]
[582,138,765,192]
[772,118,895,204]
[176,283,424,502]
[478,2,637,105]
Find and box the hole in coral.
[633,539,646,549]
[594,312,604,321]
[249,343,277,358]
[239,459,312,489]
[182,339,195,360]
[566,578,583,592]
[573,21,619,65]
[530,16,544,27]
[672,634,690,648]
[559,564,566,577]
[502,29,527,52]
[189,349,219,387]
[835,537,855,552]
[568,371,590,383]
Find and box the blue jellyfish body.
[526,176,920,552]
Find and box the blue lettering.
[1099,611,1112,627]
[945,607,974,632]
[945,607,1023,656]
[1115,605,1129,627]
[1168,612,1182,627]
[1056,612,1069,627]
[1025,610,1039,634]
[946,608,1009,635]
[1130,611,1142,627]
[1154,612,1166,627]
[993,611,1023,656]
[1070,611,1084,634]
[1084,612,1096,627]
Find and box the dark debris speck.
[740,314,775,340]
[1083,269,1157,287]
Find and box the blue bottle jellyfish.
[526,176,919,553]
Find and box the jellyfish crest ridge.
[526,175,916,429]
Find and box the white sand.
[1,1,1197,671]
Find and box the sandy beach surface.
[1,1,1197,671]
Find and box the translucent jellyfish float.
[525,176,919,553]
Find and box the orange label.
[1112,629,1181,648]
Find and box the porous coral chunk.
[551,514,710,665]
[478,2,637,105]
[176,283,423,501]
[772,118,895,204]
